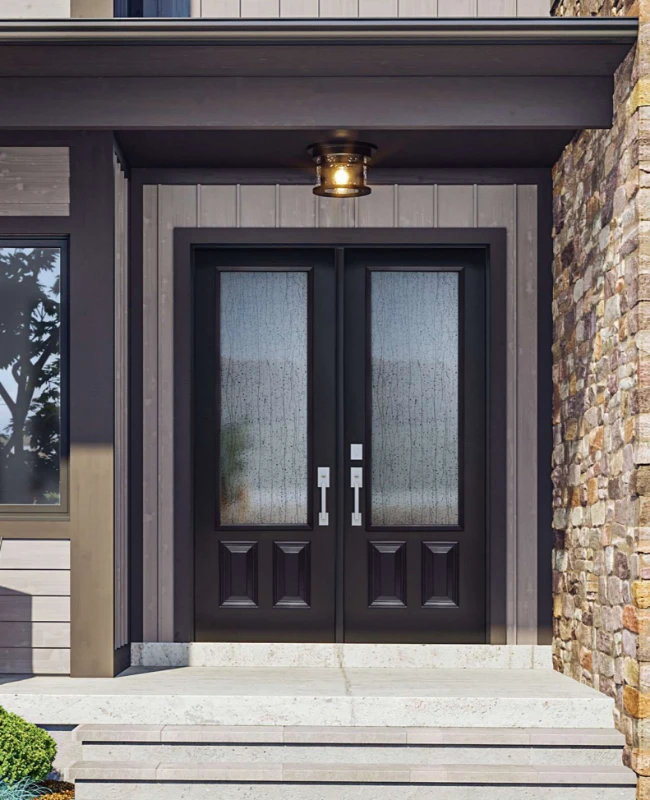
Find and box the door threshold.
[131,642,551,670]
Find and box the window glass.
[0,246,63,506]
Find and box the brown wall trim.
[0,130,122,676]
[173,227,508,645]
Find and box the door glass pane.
[0,246,62,506]
[371,271,459,527]
[220,271,308,525]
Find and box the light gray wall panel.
[0,539,71,680]
[0,147,69,216]
[281,0,318,14]
[240,185,277,227]
[0,648,70,675]
[0,571,70,596]
[279,185,317,228]
[399,0,438,16]
[0,596,70,623]
[477,184,518,645]
[516,0,550,14]
[438,0,476,13]
[142,184,160,643]
[357,185,395,228]
[437,185,475,228]
[241,0,279,15]
[199,185,238,228]
[397,185,435,228]
[318,0,358,16]
[359,0,397,15]
[157,185,198,643]
[516,184,539,645]
[200,0,240,15]
[478,0,516,13]
[0,622,70,648]
[197,0,550,15]
[142,179,540,645]
[0,540,70,570]
[318,195,356,228]
[0,203,69,217]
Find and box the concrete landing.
[0,666,615,728]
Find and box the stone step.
[74,724,626,767]
[132,643,553,670]
[69,761,637,800]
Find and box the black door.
[194,249,337,641]
[194,246,487,643]
[343,249,487,643]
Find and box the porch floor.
[0,664,616,728]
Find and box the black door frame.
[174,227,508,644]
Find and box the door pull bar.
[351,467,363,527]
[318,467,330,526]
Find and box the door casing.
[174,228,508,644]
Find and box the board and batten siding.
[0,539,70,674]
[142,181,539,645]
[0,148,70,217]
[114,153,129,652]
[194,0,550,17]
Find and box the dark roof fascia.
[0,16,638,46]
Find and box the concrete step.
[73,724,626,767]
[132,643,553,669]
[69,761,637,800]
[3,667,609,728]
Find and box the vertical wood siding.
[194,0,550,16]
[114,153,129,651]
[0,147,69,217]
[0,540,71,674]
[142,181,539,645]
[142,184,160,643]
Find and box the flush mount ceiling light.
[308,141,377,198]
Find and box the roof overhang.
[0,17,638,167]
[0,17,637,77]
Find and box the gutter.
[0,17,638,45]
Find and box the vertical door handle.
[351,467,363,527]
[318,467,330,526]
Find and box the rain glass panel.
[371,271,459,526]
[0,246,62,506]
[220,271,308,525]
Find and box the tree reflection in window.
[0,246,62,506]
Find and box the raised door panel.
[368,542,406,608]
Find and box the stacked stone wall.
[551,1,650,797]
[551,41,640,729]
[552,0,637,14]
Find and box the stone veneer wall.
[552,0,637,14]
[551,1,650,797]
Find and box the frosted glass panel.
[220,271,308,525]
[371,271,459,526]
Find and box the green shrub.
[0,708,56,784]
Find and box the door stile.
[335,247,345,644]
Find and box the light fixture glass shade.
[309,142,376,198]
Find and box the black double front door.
[194,246,487,643]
